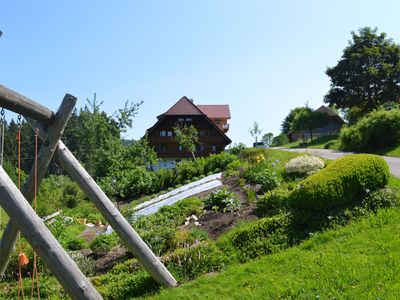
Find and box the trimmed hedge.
[217,213,291,262]
[289,154,390,211]
[340,108,400,151]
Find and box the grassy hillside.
[148,207,400,299]
[280,135,341,150]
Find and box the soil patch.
[93,246,133,273]
[198,175,258,239]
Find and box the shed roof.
[197,105,231,119]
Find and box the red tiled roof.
[164,97,203,115]
[197,105,231,119]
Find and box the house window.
[211,145,217,153]
[199,130,205,136]
[178,145,183,151]
[197,144,204,152]
[185,117,192,122]
[155,144,167,152]
[167,130,173,137]
[178,118,184,122]
[160,130,166,137]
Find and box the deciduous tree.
[325,27,400,117]
[173,124,199,159]
[249,121,262,144]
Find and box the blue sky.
[1,1,400,146]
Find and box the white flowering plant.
[284,155,325,176]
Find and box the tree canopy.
[291,107,329,142]
[173,124,199,159]
[325,27,400,117]
[261,132,274,146]
[281,107,304,139]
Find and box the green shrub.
[289,154,390,211]
[257,189,290,216]
[37,175,80,216]
[175,158,205,183]
[93,271,159,299]
[227,142,247,156]
[340,124,365,151]
[166,242,228,281]
[362,188,399,212]
[239,147,268,162]
[242,163,280,192]
[100,166,154,198]
[217,213,291,263]
[65,236,87,251]
[204,152,238,174]
[150,168,175,192]
[205,189,241,213]
[89,234,119,252]
[340,108,400,151]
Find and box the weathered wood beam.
[0,167,103,299]
[54,140,178,287]
[32,122,177,287]
[0,85,177,287]
[0,94,76,276]
[0,85,54,124]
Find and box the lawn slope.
[148,208,400,299]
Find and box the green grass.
[0,207,9,235]
[388,175,400,192]
[280,135,341,150]
[147,207,400,299]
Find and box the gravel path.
[275,147,400,178]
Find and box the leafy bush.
[150,168,175,192]
[175,158,206,183]
[242,164,280,192]
[217,213,291,263]
[256,189,290,216]
[204,189,241,213]
[93,271,159,299]
[340,108,400,151]
[227,142,247,156]
[239,148,268,163]
[203,152,238,174]
[166,242,228,281]
[64,236,87,251]
[89,233,119,252]
[284,155,325,176]
[100,166,153,198]
[362,188,399,212]
[37,175,83,216]
[289,154,390,211]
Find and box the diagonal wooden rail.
[0,84,177,288]
[0,166,103,299]
[0,94,76,275]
